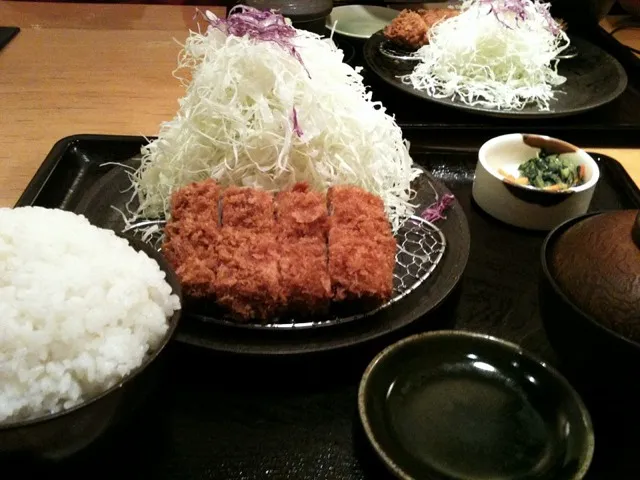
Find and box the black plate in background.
[334,25,640,129]
[12,131,640,479]
[364,31,628,119]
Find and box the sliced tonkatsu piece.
[275,182,331,316]
[163,181,221,298]
[221,186,275,232]
[327,185,397,306]
[278,238,332,316]
[327,185,391,235]
[275,182,329,241]
[214,228,282,322]
[163,217,218,267]
[328,226,396,305]
[169,178,221,223]
[162,222,218,298]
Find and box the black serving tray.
[12,131,640,479]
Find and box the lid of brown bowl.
[550,209,640,342]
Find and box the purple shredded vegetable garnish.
[421,193,455,223]
[478,0,560,35]
[198,5,309,75]
[292,107,303,137]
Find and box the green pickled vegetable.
[517,150,586,190]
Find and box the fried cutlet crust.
[383,7,460,50]
[214,228,282,322]
[163,214,219,298]
[278,238,331,316]
[417,8,460,29]
[164,180,221,298]
[169,178,220,222]
[328,185,391,236]
[327,185,397,305]
[384,9,428,49]
[275,182,331,316]
[221,186,275,232]
[328,226,396,303]
[275,182,329,241]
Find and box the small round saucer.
[326,5,399,40]
[358,330,594,480]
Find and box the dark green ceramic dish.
[358,331,594,480]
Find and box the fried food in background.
[383,7,460,49]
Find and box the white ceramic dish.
[326,5,399,39]
[472,133,600,231]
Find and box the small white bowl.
[326,5,399,39]
[472,133,600,231]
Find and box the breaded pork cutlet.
[275,183,331,316]
[216,185,281,320]
[329,227,396,303]
[162,180,221,298]
[328,185,396,305]
[384,9,429,50]
[328,185,391,237]
[275,182,329,241]
[417,8,459,30]
[221,186,275,232]
[278,239,331,315]
[169,178,220,223]
[214,228,282,322]
[383,7,459,50]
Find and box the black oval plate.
[364,31,628,119]
[76,163,470,355]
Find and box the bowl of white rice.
[0,207,182,460]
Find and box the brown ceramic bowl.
[539,210,640,387]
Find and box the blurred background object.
[241,0,333,34]
[3,0,638,41]
[619,0,640,16]
[551,0,617,24]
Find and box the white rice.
[0,207,181,424]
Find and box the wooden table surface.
[0,1,638,208]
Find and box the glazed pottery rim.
[326,5,399,39]
[0,236,183,431]
[357,329,595,480]
[478,133,600,195]
[541,210,640,352]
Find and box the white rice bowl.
[0,207,181,424]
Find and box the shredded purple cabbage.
[199,5,309,74]
[478,0,560,35]
[292,107,303,137]
[420,193,455,223]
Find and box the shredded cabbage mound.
[128,7,420,232]
[402,0,570,111]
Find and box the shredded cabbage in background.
[128,7,420,232]
[402,0,570,111]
